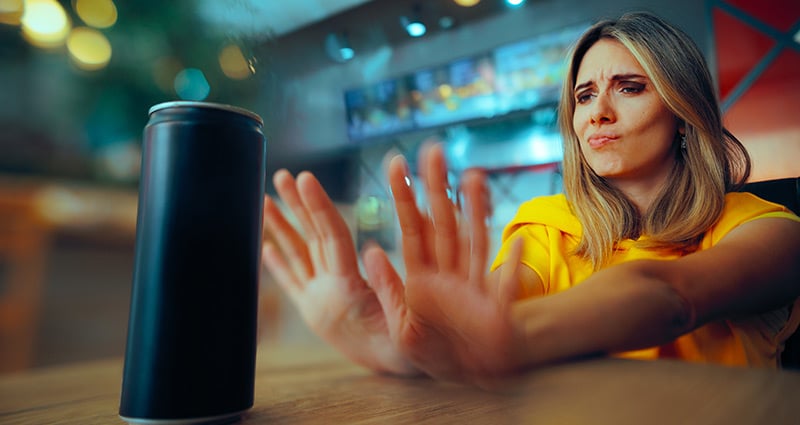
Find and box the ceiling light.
[339,46,355,60]
[403,19,426,37]
[401,4,426,37]
[325,32,355,63]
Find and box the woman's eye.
[576,92,593,103]
[620,83,645,93]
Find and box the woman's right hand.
[262,169,420,376]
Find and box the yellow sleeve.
[704,192,800,246]
[489,194,582,295]
[491,224,553,296]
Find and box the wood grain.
[1,344,798,424]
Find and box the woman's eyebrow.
[611,73,648,82]
[574,73,649,93]
[574,80,593,93]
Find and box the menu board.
[410,54,497,128]
[344,23,588,142]
[493,24,586,114]
[345,77,415,141]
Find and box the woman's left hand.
[362,143,528,384]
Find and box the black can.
[120,101,266,424]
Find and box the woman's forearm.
[510,260,694,366]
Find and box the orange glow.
[219,43,253,80]
[73,0,117,29]
[66,26,112,71]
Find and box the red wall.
[713,0,800,181]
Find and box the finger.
[295,171,361,277]
[422,143,459,272]
[262,241,302,303]
[497,237,524,309]
[273,169,328,272]
[454,183,474,278]
[263,195,313,282]
[461,168,491,283]
[388,154,429,271]
[362,243,408,343]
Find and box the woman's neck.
[607,175,669,213]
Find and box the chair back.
[738,177,800,369]
[740,177,799,214]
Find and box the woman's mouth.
[587,134,619,149]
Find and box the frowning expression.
[572,38,680,186]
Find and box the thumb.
[362,244,407,339]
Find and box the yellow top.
[491,192,800,367]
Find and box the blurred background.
[0,0,798,374]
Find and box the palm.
[404,270,520,379]
[294,272,382,336]
[365,144,526,383]
[262,170,416,376]
[289,270,395,367]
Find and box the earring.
[680,134,687,150]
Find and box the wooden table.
[1,344,799,424]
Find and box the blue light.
[406,21,426,37]
[339,47,354,61]
[174,68,210,101]
[506,0,525,6]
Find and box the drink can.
[120,101,266,424]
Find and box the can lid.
[148,101,263,126]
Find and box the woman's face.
[572,38,679,187]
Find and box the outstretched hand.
[262,169,419,376]
[363,144,529,384]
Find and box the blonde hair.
[557,11,751,269]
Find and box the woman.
[261,12,800,383]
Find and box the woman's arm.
[510,216,800,365]
[367,142,800,382]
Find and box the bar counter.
[1,343,798,424]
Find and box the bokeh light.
[21,0,71,48]
[0,0,24,25]
[66,26,112,71]
[218,43,253,80]
[405,21,426,37]
[453,0,481,6]
[152,56,183,94]
[73,0,117,29]
[174,68,210,100]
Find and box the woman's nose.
[590,93,615,124]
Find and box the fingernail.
[399,156,412,187]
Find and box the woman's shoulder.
[723,191,798,220]
[704,192,800,244]
[507,193,581,236]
